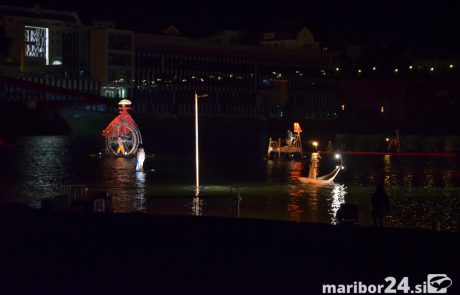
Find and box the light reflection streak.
[191,196,203,216]
[330,184,347,225]
[383,154,392,185]
[16,136,69,206]
[287,186,304,222]
[134,171,146,212]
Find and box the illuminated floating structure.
[298,152,344,185]
[267,122,304,159]
[102,99,142,156]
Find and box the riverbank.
[3,102,460,138]
[0,203,458,294]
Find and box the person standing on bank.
[371,182,390,227]
[136,146,146,172]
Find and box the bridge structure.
[0,75,113,109]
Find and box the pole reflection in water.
[330,184,347,225]
[191,196,203,216]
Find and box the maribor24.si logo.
[427,274,452,294]
[322,274,453,294]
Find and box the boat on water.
[266,122,344,185]
[298,152,344,185]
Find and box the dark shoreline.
[1,203,459,294]
[2,101,460,137]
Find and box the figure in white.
[136,146,146,172]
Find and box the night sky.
[6,0,460,55]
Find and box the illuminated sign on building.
[24,26,49,65]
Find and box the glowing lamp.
[386,138,390,142]
[313,141,318,147]
[118,99,132,106]
[293,122,302,133]
[335,154,341,159]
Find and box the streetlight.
[195,92,208,196]
[312,141,319,152]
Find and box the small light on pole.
[195,92,208,196]
[312,141,318,152]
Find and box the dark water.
[1,136,460,231]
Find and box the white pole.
[195,93,199,196]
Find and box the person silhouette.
[286,130,293,146]
[371,182,390,227]
[336,203,359,226]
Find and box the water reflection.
[383,154,392,184]
[191,196,203,216]
[3,136,460,232]
[14,137,71,206]
[134,171,146,212]
[287,186,304,222]
[330,184,347,225]
[100,156,145,213]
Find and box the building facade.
[130,33,336,119]
[0,5,88,75]
[1,4,338,120]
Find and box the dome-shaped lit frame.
[102,100,142,156]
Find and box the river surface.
[1,136,459,231]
